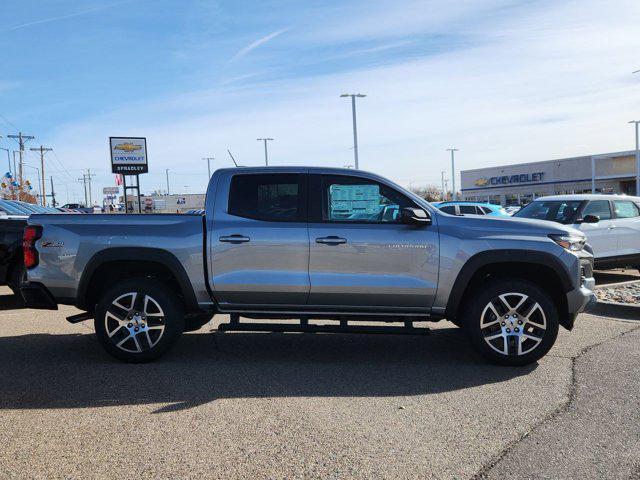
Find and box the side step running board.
[218,315,430,336]
[66,312,93,324]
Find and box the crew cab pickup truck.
[21,167,596,365]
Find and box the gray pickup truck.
[21,167,596,365]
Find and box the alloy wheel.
[479,292,547,356]
[104,292,166,353]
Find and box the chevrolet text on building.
[462,150,638,206]
[475,172,545,187]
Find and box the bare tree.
[410,185,444,202]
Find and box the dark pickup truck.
[0,214,27,298]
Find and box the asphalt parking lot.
[0,285,638,480]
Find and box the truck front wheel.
[461,279,559,366]
[94,278,185,362]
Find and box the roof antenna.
[227,149,239,167]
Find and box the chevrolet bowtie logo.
[114,143,142,152]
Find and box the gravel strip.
[595,283,640,305]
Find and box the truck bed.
[26,214,211,307]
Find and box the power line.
[0,113,19,130]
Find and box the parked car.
[434,201,509,217]
[0,200,60,300]
[22,167,595,365]
[0,199,59,216]
[0,212,27,299]
[504,205,522,216]
[514,194,640,271]
[61,203,93,214]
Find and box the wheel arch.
[77,247,199,313]
[445,250,573,328]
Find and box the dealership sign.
[474,172,544,188]
[103,186,119,195]
[109,137,148,174]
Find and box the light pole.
[441,170,447,201]
[256,138,273,166]
[202,157,214,177]
[0,148,10,173]
[165,168,170,195]
[340,93,366,169]
[629,120,640,195]
[447,148,459,201]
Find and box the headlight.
[549,233,586,251]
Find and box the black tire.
[94,278,185,362]
[460,278,559,366]
[8,262,25,305]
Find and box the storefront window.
[520,194,533,205]
[505,194,519,206]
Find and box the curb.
[590,301,640,321]
[594,279,640,290]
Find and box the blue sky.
[1,0,639,203]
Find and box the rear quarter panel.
[26,214,209,305]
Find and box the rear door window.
[613,200,640,219]
[228,173,306,222]
[459,205,478,215]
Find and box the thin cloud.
[232,28,289,60]
[5,0,137,33]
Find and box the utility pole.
[86,169,95,205]
[340,93,366,169]
[30,145,52,206]
[629,120,640,195]
[447,148,459,201]
[78,174,88,206]
[441,170,447,201]
[7,132,34,200]
[256,139,273,166]
[202,157,214,177]
[0,147,10,174]
[49,177,56,207]
[165,168,170,195]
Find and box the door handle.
[315,236,347,245]
[219,234,250,244]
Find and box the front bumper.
[566,254,596,312]
[566,281,597,315]
[20,282,58,310]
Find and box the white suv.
[514,194,640,271]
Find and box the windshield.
[514,200,584,224]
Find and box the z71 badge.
[41,240,64,248]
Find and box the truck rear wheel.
[460,279,559,366]
[94,278,185,362]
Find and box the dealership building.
[460,150,639,206]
